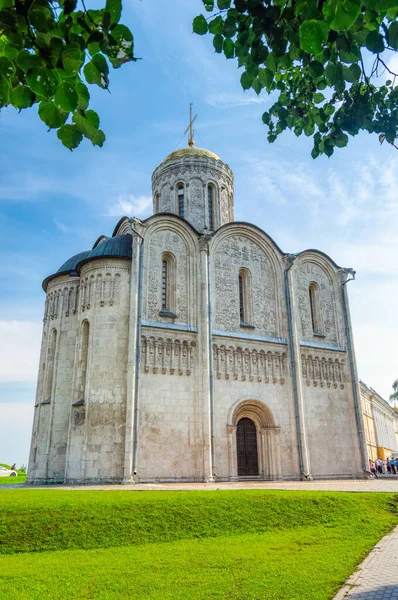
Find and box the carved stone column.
[199,235,214,481]
[284,254,312,480]
[124,228,143,482]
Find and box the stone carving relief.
[301,352,345,388]
[188,178,204,231]
[213,343,287,384]
[141,335,196,376]
[145,229,190,324]
[295,261,340,345]
[45,269,124,320]
[213,235,279,337]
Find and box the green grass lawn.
[0,489,397,599]
[0,474,26,485]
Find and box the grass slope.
[0,475,26,485]
[0,490,397,599]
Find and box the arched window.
[309,282,324,335]
[80,320,90,401]
[208,184,215,230]
[177,183,184,218]
[44,329,57,401]
[238,269,253,327]
[160,252,176,316]
[155,192,160,213]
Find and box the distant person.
[391,458,396,474]
[11,463,16,471]
[376,458,384,474]
[369,459,378,478]
[387,459,391,473]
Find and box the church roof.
[161,146,221,164]
[42,234,132,291]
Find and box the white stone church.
[27,133,369,484]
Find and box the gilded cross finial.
[184,103,197,147]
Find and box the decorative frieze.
[212,343,287,384]
[141,335,196,376]
[301,353,345,388]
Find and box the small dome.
[161,146,221,164]
[42,235,132,291]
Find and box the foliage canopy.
[0,0,135,149]
[390,379,398,403]
[194,0,398,157]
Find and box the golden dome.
[161,146,221,164]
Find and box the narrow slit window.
[309,282,323,334]
[44,329,57,400]
[80,320,90,400]
[239,274,245,323]
[208,185,214,230]
[177,184,184,218]
[162,260,168,310]
[155,193,160,213]
[239,269,253,327]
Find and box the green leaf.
[309,61,324,78]
[0,56,14,79]
[10,85,34,109]
[73,110,105,146]
[16,50,43,73]
[63,0,77,14]
[209,16,224,34]
[0,0,14,8]
[322,0,361,32]
[213,34,223,53]
[105,0,122,25]
[365,0,398,10]
[299,20,330,55]
[38,101,68,128]
[109,24,134,59]
[26,68,56,98]
[252,78,262,95]
[61,43,83,73]
[54,81,79,112]
[193,15,208,35]
[84,54,109,88]
[0,74,10,107]
[314,92,325,103]
[366,30,384,53]
[217,0,231,7]
[57,123,83,150]
[240,71,253,90]
[84,109,100,129]
[29,9,51,33]
[223,38,235,58]
[76,82,90,110]
[258,68,274,88]
[388,22,398,50]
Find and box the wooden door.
[237,418,259,476]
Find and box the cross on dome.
[184,103,197,148]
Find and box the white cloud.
[206,92,267,109]
[107,194,153,218]
[0,402,34,467]
[0,321,41,383]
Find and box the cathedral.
[27,124,369,484]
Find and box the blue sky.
[1,0,397,467]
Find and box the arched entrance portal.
[237,418,258,476]
[227,399,282,480]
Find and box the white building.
[27,140,368,484]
